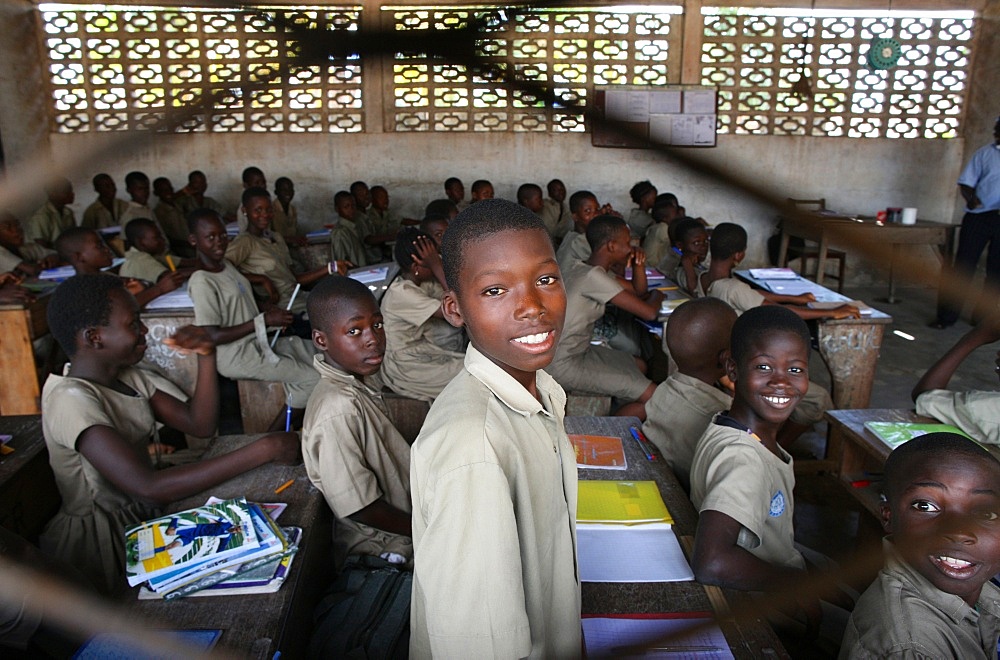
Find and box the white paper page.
[689,114,717,146]
[649,90,682,114]
[348,265,390,284]
[671,115,696,146]
[606,90,629,121]
[763,279,851,303]
[577,523,694,583]
[684,89,717,114]
[627,91,650,122]
[143,286,194,311]
[583,617,735,659]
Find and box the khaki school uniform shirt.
[0,243,53,274]
[642,373,731,490]
[556,231,590,273]
[706,277,765,315]
[410,345,581,659]
[541,198,572,240]
[272,199,299,239]
[120,202,154,229]
[119,247,169,283]
[690,419,805,570]
[154,200,188,243]
[627,207,653,238]
[81,198,129,230]
[840,539,1000,659]
[26,202,75,246]
[176,194,223,217]
[642,221,672,268]
[188,261,318,406]
[329,216,368,267]
[357,209,399,263]
[302,355,412,569]
[225,231,305,313]
[916,389,1000,444]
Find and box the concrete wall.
[46,129,965,285]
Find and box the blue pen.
[284,393,293,432]
[629,426,656,461]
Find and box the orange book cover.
[569,434,628,470]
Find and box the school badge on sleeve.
[768,490,786,517]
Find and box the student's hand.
[148,441,176,459]
[0,282,34,305]
[968,194,983,209]
[631,247,647,268]
[0,272,18,286]
[155,271,186,294]
[412,236,442,269]
[333,260,351,276]
[793,293,816,305]
[164,325,217,355]
[599,203,622,219]
[262,431,301,465]
[123,278,147,296]
[830,304,860,320]
[264,307,294,328]
[260,278,280,306]
[39,255,61,270]
[680,251,699,267]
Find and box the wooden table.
[0,294,50,415]
[777,214,957,303]
[567,416,789,659]
[0,415,59,543]
[735,271,892,410]
[127,434,332,659]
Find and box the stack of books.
[126,497,301,600]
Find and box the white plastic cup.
[901,207,917,225]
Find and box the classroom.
[0,0,999,658]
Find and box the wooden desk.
[0,295,50,415]
[735,271,892,410]
[140,306,198,397]
[777,214,957,303]
[566,416,789,659]
[128,434,332,659]
[0,415,59,543]
[290,239,330,271]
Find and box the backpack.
[308,555,412,659]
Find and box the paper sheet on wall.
[672,115,716,146]
[626,91,650,122]
[649,90,682,114]
[606,90,629,121]
[582,616,735,659]
[683,89,717,114]
[577,522,694,582]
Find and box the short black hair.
[334,190,353,206]
[241,186,270,207]
[420,214,449,234]
[124,171,148,188]
[54,226,99,263]
[350,181,368,194]
[517,183,542,204]
[629,180,655,204]
[425,199,458,217]
[306,274,377,334]
[569,190,597,214]
[709,222,747,260]
[586,214,626,251]
[884,432,1000,503]
[48,273,125,357]
[471,179,492,194]
[730,305,810,368]
[655,192,679,208]
[671,217,705,245]
[45,177,72,197]
[188,170,205,182]
[241,166,263,184]
[547,179,564,196]
[394,226,434,271]
[187,207,224,234]
[371,185,387,196]
[275,176,292,188]
[441,199,547,292]
[92,173,112,188]
[124,217,158,247]
[444,177,462,189]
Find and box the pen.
[629,426,656,461]
[274,479,294,495]
[284,393,293,432]
[165,254,176,272]
[270,283,302,348]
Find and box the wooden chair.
[782,198,848,293]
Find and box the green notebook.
[863,422,970,449]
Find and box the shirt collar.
[312,353,379,396]
[464,344,566,419]
[883,537,1000,624]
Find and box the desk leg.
[879,244,901,304]
[0,310,41,415]
[817,322,885,409]
[778,230,790,267]
[816,236,829,286]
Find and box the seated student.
[151,177,190,253]
[119,218,197,285]
[690,306,837,636]
[556,190,601,272]
[672,217,710,297]
[548,214,662,419]
[627,180,657,239]
[643,298,737,491]
[81,173,129,230]
[517,182,554,238]
[119,171,154,229]
[176,170,224,217]
[330,190,368,268]
[351,180,371,225]
[420,212,450,247]
[272,176,302,242]
[443,176,467,211]
[0,272,35,305]
[543,178,572,242]
[911,316,1000,443]
[643,194,681,269]
[26,177,76,249]
[40,273,299,593]
[186,209,320,429]
[302,275,413,570]
[226,187,346,317]
[424,198,458,223]
[0,212,59,277]
[56,226,179,308]
[469,179,494,204]
[358,185,400,263]
[380,227,465,402]
[235,166,267,232]
[840,432,1000,658]
[410,199,580,658]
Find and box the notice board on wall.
[591,85,717,149]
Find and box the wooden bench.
[236,380,287,434]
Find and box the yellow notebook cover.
[577,480,673,525]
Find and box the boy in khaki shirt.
[302,276,412,570]
[410,200,581,659]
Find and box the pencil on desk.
[274,479,294,494]
[165,254,176,272]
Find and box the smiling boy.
[409,200,581,658]
[301,275,412,570]
[840,433,1000,658]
